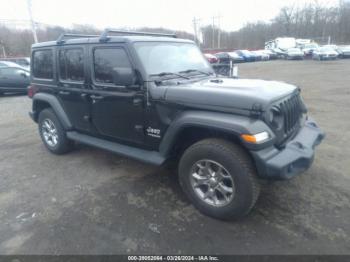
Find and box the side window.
[1,68,16,76]
[33,50,53,79]
[1,68,26,77]
[59,48,84,82]
[93,48,132,86]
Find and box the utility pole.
[212,16,215,49]
[27,0,38,43]
[217,15,221,49]
[192,17,199,46]
[0,44,6,58]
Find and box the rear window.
[59,48,84,82]
[33,50,53,79]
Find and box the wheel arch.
[32,93,72,130]
[159,111,274,158]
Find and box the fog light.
[241,131,269,143]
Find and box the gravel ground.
[0,59,349,255]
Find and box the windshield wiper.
[178,69,212,76]
[150,72,190,80]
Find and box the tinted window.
[93,48,131,85]
[33,50,53,79]
[59,48,84,82]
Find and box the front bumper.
[251,117,325,180]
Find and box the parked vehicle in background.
[204,53,218,64]
[235,50,256,62]
[265,37,297,51]
[215,52,244,64]
[28,29,324,220]
[312,47,338,60]
[337,45,350,58]
[212,52,242,76]
[0,66,30,95]
[296,39,311,48]
[260,49,278,60]
[302,43,319,57]
[285,48,304,60]
[271,48,287,58]
[251,50,269,61]
[0,57,30,70]
[0,60,27,69]
[227,52,245,63]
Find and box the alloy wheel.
[190,159,235,207]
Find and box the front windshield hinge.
[145,82,151,106]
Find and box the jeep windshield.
[134,42,214,79]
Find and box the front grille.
[279,93,303,136]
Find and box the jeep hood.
[163,78,298,112]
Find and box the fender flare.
[32,93,72,130]
[159,110,274,156]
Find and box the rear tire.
[38,108,73,154]
[178,138,260,220]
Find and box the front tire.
[178,138,260,220]
[38,108,73,154]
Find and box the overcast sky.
[0,0,340,33]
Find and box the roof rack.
[99,28,177,42]
[57,33,99,44]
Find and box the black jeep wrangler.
[28,29,324,220]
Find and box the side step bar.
[66,131,165,166]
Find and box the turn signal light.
[241,132,269,144]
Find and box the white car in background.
[285,48,304,60]
[312,47,338,60]
[302,43,319,56]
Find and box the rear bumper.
[251,117,325,180]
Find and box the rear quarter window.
[32,50,53,79]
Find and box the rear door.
[88,45,145,145]
[56,46,91,132]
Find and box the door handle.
[59,90,70,95]
[90,95,104,100]
[133,98,143,106]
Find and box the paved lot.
[0,59,349,255]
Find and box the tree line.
[201,0,350,50]
[0,1,349,57]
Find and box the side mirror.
[112,67,137,87]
